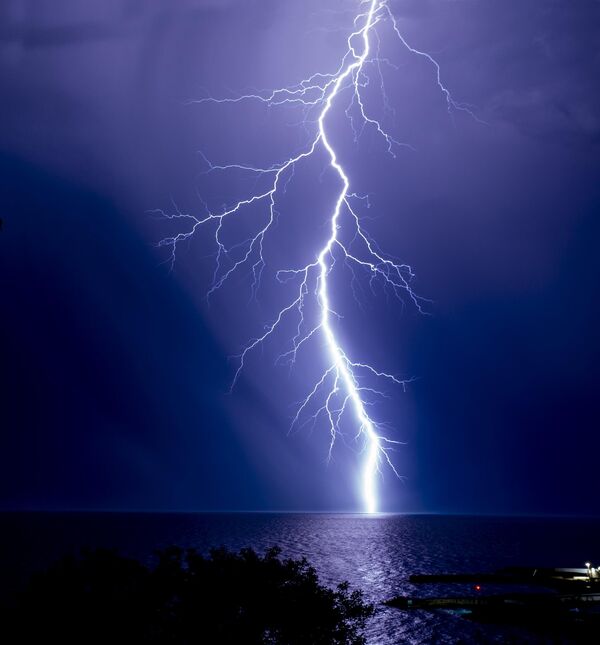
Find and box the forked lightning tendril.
[157,1,473,513]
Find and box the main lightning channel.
[158,0,471,514]
[316,1,384,514]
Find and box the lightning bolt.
[157,0,474,513]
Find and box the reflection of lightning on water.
[157,1,475,513]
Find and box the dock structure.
[386,564,600,628]
[408,566,599,590]
[386,592,600,610]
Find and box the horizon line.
[2,508,600,520]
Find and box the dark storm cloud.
[482,2,600,143]
[1,0,598,513]
[0,23,124,47]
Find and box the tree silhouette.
[7,546,373,644]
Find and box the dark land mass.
[2,546,373,645]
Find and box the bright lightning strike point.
[158,1,475,514]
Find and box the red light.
[474,585,481,591]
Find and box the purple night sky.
[1,0,599,514]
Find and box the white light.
[316,0,382,514]
[161,0,474,514]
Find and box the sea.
[1,513,599,644]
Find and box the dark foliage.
[7,546,373,644]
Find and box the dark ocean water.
[1,513,599,643]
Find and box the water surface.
[2,513,599,643]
